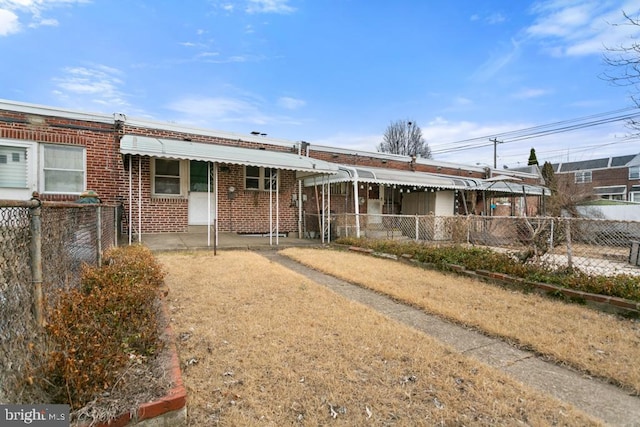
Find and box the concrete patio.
[125,230,325,252]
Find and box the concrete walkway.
[260,251,640,427]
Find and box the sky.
[1,0,640,169]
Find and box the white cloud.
[472,38,521,81]
[0,0,87,35]
[512,88,552,99]
[487,12,506,25]
[245,0,295,14]
[53,64,129,107]
[277,96,305,110]
[0,8,19,35]
[526,0,640,56]
[166,95,302,128]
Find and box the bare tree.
[603,11,640,129]
[377,119,432,158]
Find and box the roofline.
[0,98,115,124]
[122,116,298,149]
[309,143,520,174]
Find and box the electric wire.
[429,106,640,156]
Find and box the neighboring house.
[0,99,548,240]
[552,154,640,202]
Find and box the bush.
[335,237,640,302]
[42,245,165,409]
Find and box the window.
[152,158,186,196]
[330,182,348,195]
[42,144,85,193]
[245,166,278,191]
[630,166,640,180]
[0,145,28,188]
[574,171,592,184]
[630,192,640,202]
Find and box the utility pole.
[490,138,502,169]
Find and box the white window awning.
[594,185,627,196]
[120,135,339,177]
[303,165,481,190]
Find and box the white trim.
[0,139,37,199]
[151,158,188,197]
[0,99,114,124]
[39,143,86,195]
[123,117,295,149]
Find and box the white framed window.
[330,182,348,195]
[245,166,278,191]
[630,192,640,202]
[629,166,640,180]
[0,145,28,188]
[151,158,187,197]
[41,144,85,194]
[574,171,592,184]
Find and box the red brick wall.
[0,109,123,204]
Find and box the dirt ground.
[159,250,612,426]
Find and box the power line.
[429,106,640,156]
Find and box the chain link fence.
[306,213,640,277]
[0,200,119,403]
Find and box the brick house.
[0,99,548,241]
[551,154,640,202]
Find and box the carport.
[120,135,339,249]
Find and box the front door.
[367,184,383,224]
[188,161,215,225]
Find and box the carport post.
[352,179,360,238]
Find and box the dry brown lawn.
[280,247,640,395]
[159,251,599,426]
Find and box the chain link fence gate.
[0,200,119,403]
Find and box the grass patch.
[160,251,599,426]
[280,247,640,395]
[334,237,640,301]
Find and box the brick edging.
[346,246,640,317]
[79,297,187,427]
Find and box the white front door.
[188,161,215,225]
[367,184,383,224]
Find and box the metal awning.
[120,134,339,177]
[479,180,550,196]
[594,185,627,195]
[303,165,481,190]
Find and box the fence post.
[96,205,102,266]
[415,215,419,242]
[564,218,573,270]
[30,202,44,327]
[549,219,554,252]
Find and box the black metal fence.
[0,200,119,403]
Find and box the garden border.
[346,246,640,317]
[77,300,187,427]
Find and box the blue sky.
[1,0,640,168]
